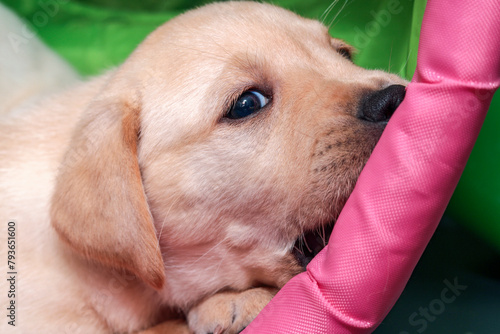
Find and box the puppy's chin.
[290,195,348,269]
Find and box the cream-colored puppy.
[0,2,407,333]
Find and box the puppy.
[0,2,407,333]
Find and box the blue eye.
[226,90,270,119]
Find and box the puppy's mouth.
[292,222,335,269]
[290,85,407,269]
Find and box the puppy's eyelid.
[223,88,272,121]
[337,47,353,60]
[225,85,272,109]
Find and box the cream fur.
[0,2,406,333]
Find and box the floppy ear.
[50,94,165,290]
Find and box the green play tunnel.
[2,0,499,251]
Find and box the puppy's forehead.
[136,2,335,157]
[144,1,330,62]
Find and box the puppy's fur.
[0,2,406,333]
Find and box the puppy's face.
[51,2,407,306]
[137,4,405,256]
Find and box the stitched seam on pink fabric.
[306,270,376,330]
[414,75,500,89]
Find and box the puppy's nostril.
[359,84,406,122]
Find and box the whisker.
[320,223,326,247]
[157,198,180,246]
[294,243,304,256]
[185,238,228,268]
[327,0,349,30]
[388,42,394,73]
[293,128,315,140]
[303,234,313,254]
[398,48,413,77]
[320,0,339,24]
[214,243,231,276]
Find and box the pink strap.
[244,0,500,332]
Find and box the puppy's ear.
[51,94,165,290]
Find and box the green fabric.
[447,93,500,253]
[2,0,499,252]
[1,0,422,77]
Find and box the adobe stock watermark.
[353,0,404,48]
[400,277,467,334]
[7,0,70,54]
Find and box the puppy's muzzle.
[293,85,406,269]
[359,84,406,122]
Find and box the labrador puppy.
[0,2,407,333]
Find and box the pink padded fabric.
[243,0,500,333]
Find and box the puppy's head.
[51,2,406,295]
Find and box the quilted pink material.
[243,0,500,332]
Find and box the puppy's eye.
[226,90,270,119]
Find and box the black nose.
[359,84,406,122]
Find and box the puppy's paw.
[187,287,276,334]
[137,320,190,334]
